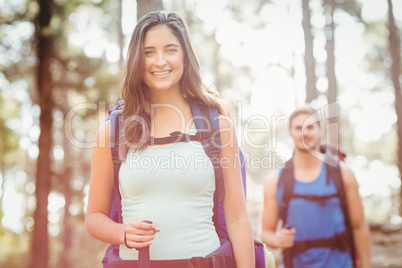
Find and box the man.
[261,104,371,267]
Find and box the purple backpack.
[103,100,268,267]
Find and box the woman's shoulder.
[217,114,234,129]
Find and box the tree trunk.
[213,30,222,93]
[31,0,54,267]
[118,0,124,65]
[387,0,402,214]
[59,89,72,268]
[0,163,4,213]
[302,0,318,103]
[324,0,339,147]
[136,0,163,21]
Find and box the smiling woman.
[85,11,255,268]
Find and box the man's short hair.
[288,104,321,129]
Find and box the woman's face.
[142,25,184,94]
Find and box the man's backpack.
[278,152,356,268]
[102,100,275,268]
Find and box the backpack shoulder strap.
[108,109,124,223]
[326,156,347,213]
[278,157,295,226]
[190,102,225,203]
[279,158,296,268]
[326,161,357,267]
[109,110,123,164]
[190,102,228,242]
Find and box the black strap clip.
[170,131,185,141]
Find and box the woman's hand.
[124,220,160,249]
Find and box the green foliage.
[0,229,30,268]
[0,95,20,165]
[336,0,362,20]
[363,19,392,74]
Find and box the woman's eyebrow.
[144,43,180,50]
[166,44,179,48]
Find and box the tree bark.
[0,163,4,213]
[324,0,339,147]
[59,89,72,268]
[387,0,402,213]
[118,0,124,65]
[302,0,318,103]
[136,0,163,21]
[213,29,222,93]
[31,0,54,267]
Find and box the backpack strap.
[190,102,228,244]
[190,103,225,203]
[148,131,210,145]
[278,158,295,268]
[326,160,357,267]
[278,158,295,226]
[292,230,350,253]
[109,110,124,224]
[290,193,338,205]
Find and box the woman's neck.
[150,87,185,104]
[149,89,193,138]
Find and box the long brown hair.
[120,11,232,155]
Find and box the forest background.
[1,0,402,267]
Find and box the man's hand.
[276,226,296,249]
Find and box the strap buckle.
[170,131,185,141]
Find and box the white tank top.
[118,124,220,260]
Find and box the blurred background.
[1,0,402,267]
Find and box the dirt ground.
[370,223,402,268]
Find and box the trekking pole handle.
[284,224,293,230]
[137,220,152,268]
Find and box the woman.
[85,11,254,267]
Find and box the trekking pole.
[137,220,152,268]
[282,225,293,268]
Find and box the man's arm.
[341,164,371,268]
[261,172,295,249]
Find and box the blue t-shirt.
[277,161,353,268]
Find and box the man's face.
[289,113,321,152]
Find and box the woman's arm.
[218,116,255,268]
[85,121,157,248]
[341,164,371,268]
[85,120,127,244]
